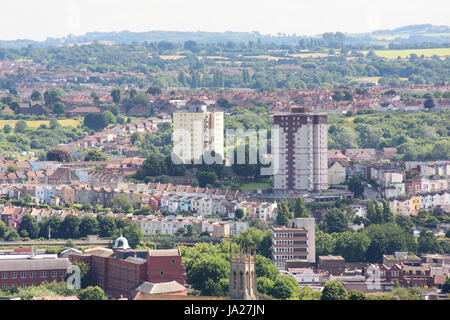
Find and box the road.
[364,185,381,201]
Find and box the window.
[30,272,36,279]
[21,272,27,279]
[41,272,46,278]
[60,271,66,277]
[160,270,164,276]
[172,259,176,264]
[1,273,6,279]
[11,272,17,279]
[1,284,7,290]
[51,271,57,277]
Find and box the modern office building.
[172,105,224,163]
[272,107,328,194]
[271,218,316,270]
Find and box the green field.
[0,119,80,129]
[361,48,450,59]
[240,182,272,193]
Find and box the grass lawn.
[0,119,80,129]
[240,181,272,193]
[361,48,450,59]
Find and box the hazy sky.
[0,0,449,41]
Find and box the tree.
[3,124,11,134]
[97,215,117,237]
[257,277,274,296]
[83,113,109,131]
[233,228,272,258]
[134,154,168,180]
[203,278,229,297]
[441,277,450,294]
[79,215,99,237]
[18,214,39,239]
[276,200,293,227]
[84,149,108,162]
[315,230,336,258]
[184,40,199,52]
[46,149,72,162]
[270,275,300,300]
[321,280,348,300]
[395,215,414,233]
[431,141,450,160]
[335,127,357,149]
[110,194,133,213]
[39,215,63,239]
[234,208,244,220]
[130,132,141,145]
[418,230,442,254]
[14,120,27,133]
[121,223,143,249]
[31,90,42,101]
[363,223,416,262]
[292,197,310,218]
[0,221,7,239]
[111,88,121,104]
[132,92,150,106]
[322,209,348,233]
[348,290,366,300]
[187,254,229,295]
[334,232,371,262]
[424,97,435,109]
[77,286,107,300]
[348,177,365,198]
[255,255,279,281]
[147,87,162,95]
[103,110,116,125]
[366,201,383,225]
[196,171,218,187]
[381,200,394,223]
[53,102,67,115]
[60,214,80,239]
[4,228,20,241]
[44,88,64,105]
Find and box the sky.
[0,0,449,41]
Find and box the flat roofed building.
[173,105,224,163]
[318,255,345,275]
[272,218,315,270]
[273,107,328,194]
[0,258,71,290]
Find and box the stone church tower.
[229,244,258,300]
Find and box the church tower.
[229,244,258,300]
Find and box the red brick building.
[0,258,71,291]
[69,248,186,299]
[379,264,434,288]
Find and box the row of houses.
[0,181,278,221]
[133,215,249,237]
[157,193,277,221]
[388,191,450,216]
